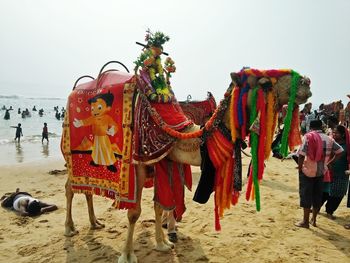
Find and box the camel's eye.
[300,77,311,86]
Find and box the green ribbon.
[280,71,300,157]
[249,86,260,211]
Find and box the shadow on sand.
[64,230,120,263]
[262,178,298,193]
[313,226,350,259]
[134,226,208,262]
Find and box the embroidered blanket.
[133,74,192,164]
[61,71,137,209]
[179,92,216,125]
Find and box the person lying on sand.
[1,188,57,216]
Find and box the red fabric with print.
[154,159,192,221]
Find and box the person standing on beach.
[11,123,23,143]
[320,125,350,219]
[295,120,343,228]
[42,123,49,143]
[326,116,338,137]
[4,109,10,120]
[300,103,312,135]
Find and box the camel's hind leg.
[154,203,175,251]
[64,179,79,237]
[118,164,146,263]
[85,194,105,230]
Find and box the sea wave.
[0,133,61,145]
[0,95,20,99]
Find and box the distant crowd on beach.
[1,104,66,120]
[299,100,350,133]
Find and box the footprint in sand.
[195,255,210,262]
[141,219,155,228]
[18,245,39,256]
[106,228,121,234]
[12,216,30,226]
[268,217,275,223]
[88,245,101,251]
[199,223,208,233]
[91,255,109,262]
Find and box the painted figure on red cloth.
[73,92,118,172]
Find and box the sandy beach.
[0,157,349,263]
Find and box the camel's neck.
[167,124,202,166]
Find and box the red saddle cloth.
[61,71,137,209]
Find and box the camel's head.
[273,74,312,107]
[230,69,312,108]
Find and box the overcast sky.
[0,0,349,107]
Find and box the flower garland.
[134,30,175,103]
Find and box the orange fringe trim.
[264,92,277,160]
[288,107,302,151]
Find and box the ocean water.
[0,95,67,165]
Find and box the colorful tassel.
[264,92,276,159]
[257,89,266,180]
[288,107,302,151]
[230,87,238,143]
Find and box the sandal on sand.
[344,224,350,230]
[326,213,336,220]
[309,219,317,227]
[294,221,309,229]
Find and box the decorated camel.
[61,30,312,263]
[322,100,344,122]
[320,99,350,127]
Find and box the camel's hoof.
[64,228,79,237]
[118,253,137,263]
[155,242,173,252]
[90,221,105,230]
[164,239,175,249]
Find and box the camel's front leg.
[85,194,105,230]
[64,179,79,237]
[118,207,140,263]
[118,164,146,263]
[154,203,174,251]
